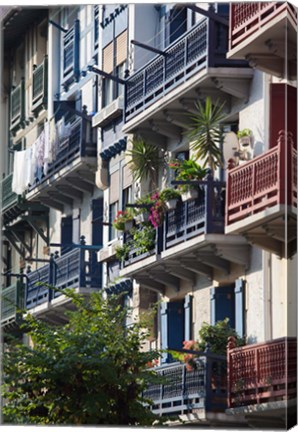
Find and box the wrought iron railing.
[165,180,225,249]
[1,281,23,327]
[10,78,25,131]
[26,244,102,309]
[32,55,48,113]
[144,353,227,416]
[62,20,80,89]
[229,2,297,51]
[226,135,296,226]
[2,173,19,212]
[227,337,297,408]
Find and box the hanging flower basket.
[165,198,179,210]
[135,211,149,224]
[181,189,198,202]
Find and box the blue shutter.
[184,294,193,341]
[91,199,103,287]
[235,279,245,338]
[210,286,235,328]
[210,288,216,325]
[61,216,73,255]
[160,302,169,364]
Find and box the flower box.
[181,189,198,202]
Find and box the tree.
[126,136,164,191]
[2,289,163,426]
[187,96,225,173]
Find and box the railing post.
[255,345,260,404]
[79,235,86,287]
[205,174,214,233]
[227,336,236,408]
[49,253,55,301]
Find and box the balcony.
[1,281,24,329]
[26,115,97,212]
[144,353,233,424]
[120,179,250,290]
[62,20,80,91]
[10,78,25,134]
[227,337,297,428]
[26,245,102,322]
[226,138,297,257]
[32,55,48,114]
[123,16,252,136]
[228,2,297,79]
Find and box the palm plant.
[126,137,164,190]
[187,97,226,174]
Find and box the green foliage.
[187,97,225,173]
[115,243,131,261]
[126,137,164,190]
[197,318,245,355]
[159,188,181,201]
[131,225,156,255]
[2,290,164,426]
[237,128,251,138]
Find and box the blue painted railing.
[26,246,102,309]
[124,12,242,122]
[28,115,96,191]
[122,180,225,268]
[164,180,225,249]
[144,354,227,416]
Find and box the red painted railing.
[227,337,297,408]
[226,134,296,226]
[229,2,297,50]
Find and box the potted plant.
[187,96,225,175]
[126,137,165,191]
[160,188,181,210]
[237,128,252,147]
[169,157,207,202]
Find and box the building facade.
[0,3,296,428]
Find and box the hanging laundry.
[12,150,27,194]
[35,129,45,181]
[43,121,51,175]
[25,146,35,186]
[49,116,58,161]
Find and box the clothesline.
[12,117,71,195]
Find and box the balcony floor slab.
[123,68,253,136]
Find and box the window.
[101,5,128,108]
[165,6,187,47]
[122,185,132,210]
[109,201,118,241]
[61,216,73,255]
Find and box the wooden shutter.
[102,41,114,73]
[109,170,120,204]
[184,294,193,341]
[116,29,127,66]
[122,163,132,189]
[234,279,246,338]
[61,216,73,255]
[210,286,235,328]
